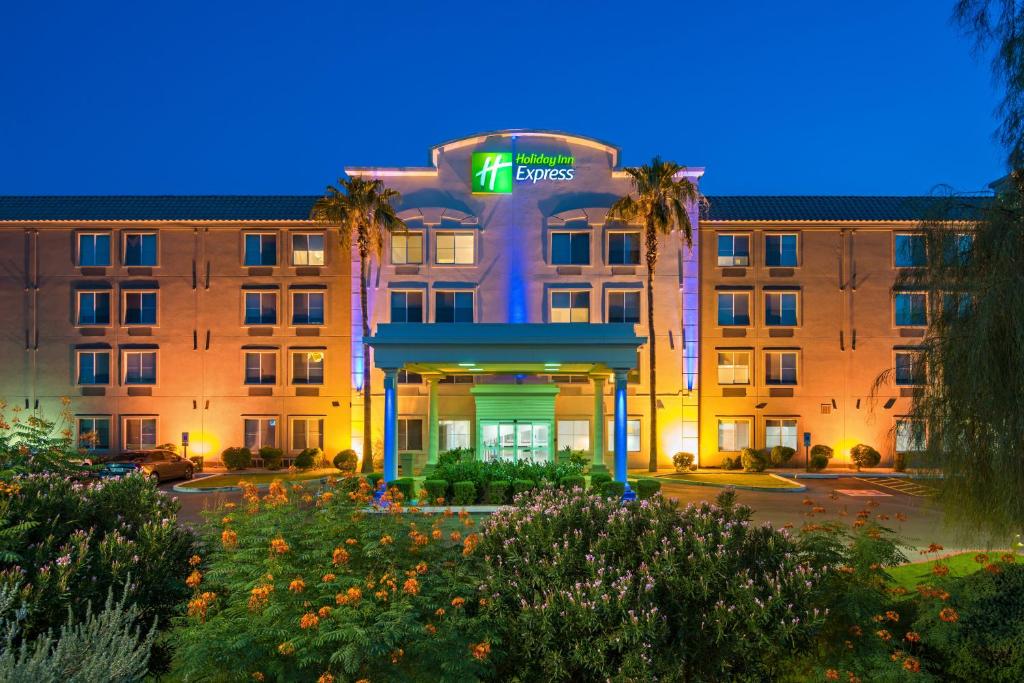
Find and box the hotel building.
[0,130,958,473]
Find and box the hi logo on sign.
[471,152,514,194]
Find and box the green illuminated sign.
[471,152,514,194]
[471,151,575,194]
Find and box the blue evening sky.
[0,1,1005,196]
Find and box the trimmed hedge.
[560,474,586,490]
[486,481,510,505]
[258,446,283,470]
[590,472,612,492]
[741,448,767,472]
[452,480,477,506]
[512,479,536,498]
[636,479,661,499]
[769,446,796,467]
[849,443,881,470]
[366,472,384,490]
[388,477,415,502]
[602,481,626,498]
[423,479,447,504]
[221,447,252,471]
[333,449,358,473]
[809,453,829,472]
[294,447,321,470]
[672,451,695,472]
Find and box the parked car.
[91,449,195,483]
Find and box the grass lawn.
[658,472,804,490]
[178,468,337,490]
[887,551,1016,590]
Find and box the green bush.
[559,474,586,490]
[293,447,321,470]
[486,480,511,505]
[849,443,881,470]
[636,479,661,499]
[258,446,283,470]
[720,456,735,470]
[433,460,581,504]
[808,452,829,471]
[452,480,477,506]
[672,451,696,472]
[741,447,767,472]
[769,445,796,467]
[366,472,384,490]
[221,447,252,471]
[810,444,833,461]
[438,447,472,467]
[602,481,626,498]
[558,447,588,469]
[590,472,612,491]
[388,477,415,503]
[422,479,447,504]
[332,449,358,473]
[511,479,536,498]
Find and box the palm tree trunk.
[359,256,374,473]
[646,219,659,472]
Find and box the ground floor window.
[557,420,590,451]
[77,416,110,450]
[123,416,157,450]
[438,419,470,451]
[718,418,751,452]
[481,421,550,463]
[765,418,798,450]
[895,418,925,452]
[244,417,278,450]
[290,417,324,451]
[398,418,424,451]
[606,419,641,452]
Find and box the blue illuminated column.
[613,369,629,484]
[383,368,398,482]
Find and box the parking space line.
[854,477,936,497]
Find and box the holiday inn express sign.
[471,151,576,194]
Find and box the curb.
[656,472,807,493]
[173,475,330,494]
[776,471,911,480]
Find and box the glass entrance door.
[480,421,551,463]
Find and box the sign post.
[803,431,811,472]
[182,431,190,461]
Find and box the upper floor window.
[608,290,640,324]
[245,351,277,385]
[78,233,111,267]
[894,350,924,386]
[292,291,325,325]
[77,416,110,450]
[943,233,973,265]
[894,233,927,267]
[764,291,798,327]
[291,351,324,385]
[244,233,277,266]
[765,350,798,385]
[717,234,750,266]
[292,233,324,266]
[77,291,111,326]
[123,291,157,326]
[398,369,423,384]
[608,232,640,265]
[244,291,277,325]
[435,291,473,323]
[942,292,972,321]
[551,290,589,323]
[77,350,110,385]
[717,350,750,385]
[764,233,798,267]
[435,232,474,265]
[551,232,590,265]
[123,233,158,266]
[717,291,750,326]
[765,418,798,450]
[392,232,424,265]
[390,291,424,323]
[895,292,927,327]
[123,350,157,385]
[123,416,157,450]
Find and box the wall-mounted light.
[755,402,767,409]
[883,398,896,409]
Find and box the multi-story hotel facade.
[0,130,946,471]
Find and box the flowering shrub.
[475,487,825,681]
[432,460,582,504]
[0,400,88,479]
[172,476,490,681]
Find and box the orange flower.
[470,641,491,661]
[432,529,442,540]
[224,502,237,510]
[187,597,208,620]
[922,543,944,554]
[318,606,332,618]
[402,578,420,596]
[222,516,234,525]
[974,553,989,564]
[277,642,295,656]
[248,584,274,611]
[252,673,265,681]
[932,563,949,576]
[222,529,238,548]
[435,607,445,617]
[322,573,336,582]
[903,657,921,673]
[450,531,462,542]
[345,537,358,545]
[825,670,839,681]
[425,623,437,634]
[289,578,305,593]
[380,535,394,545]
[939,607,959,623]
[189,554,202,567]
[904,631,921,643]
[985,563,1002,574]
[270,537,289,554]
[299,612,319,629]
[332,547,350,565]
[390,648,404,664]
[1001,553,1017,563]
[848,625,862,637]
[320,492,334,503]
[317,674,335,683]
[885,610,899,622]
[375,589,390,601]
[875,629,892,641]
[462,533,480,556]
[416,561,428,574]
[451,597,465,608]
[186,570,203,589]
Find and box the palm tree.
[609,157,702,472]
[311,176,406,473]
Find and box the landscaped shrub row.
[430,460,583,504]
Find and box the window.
[390,291,424,323]
[77,350,110,385]
[551,232,590,265]
[290,417,323,451]
[398,369,422,384]
[244,233,277,266]
[551,375,589,384]
[439,419,470,451]
[291,351,324,385]
[391,232,424,265]
[717,291,750,326]
[244,291,277,325]
[292,291,325,325]
[244,417,278,450]
[123,291,157,326]
[894,350,924,386]
[123,351,157,385]
[244,351,277,385]
[896,418,925,452]
[894,233,926,267]
[608,291,640,324]
[557,420,590,451]
[765,351,798,385]
[717,234,750,266]
[943,233,973,265]
[78,233,111,267]
[942,292,972,321]
[608,232,640,265]
[124,233,157,266]
[77,291,111,326]
[398,418,423,450]
[77,416,110,450]
[291,233,324,266]
[123,417,157,450]
[606,419,641,452]
[764,291,798,326]
[435,291,473,323]
[717,351,750,385]
[435,232,474,264]
[765,233,798,267]
[718,418,751,451]
[550,291,589,323]
[439,375,474,384]
[895,292,927,327]
[765,418,798,450]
